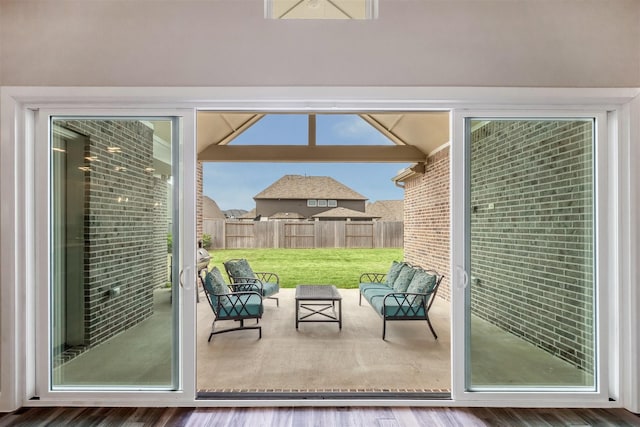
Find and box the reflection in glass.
[51,119,175,388]
[468,119,595,389]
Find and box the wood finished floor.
[0,406,639,426]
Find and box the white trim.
[3,86,638,110]
[0,86,637,411]
[621,94,640,412]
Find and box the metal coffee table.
[295,285,342,329]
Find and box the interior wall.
[0,0,639,87]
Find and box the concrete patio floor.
[197,288,451,393]
[56,287,591,394]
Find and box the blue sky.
[202,114,410,211]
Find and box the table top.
[295,284,342,301]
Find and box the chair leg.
[359,292,362,306]
[208,319,217,342]
[266,296,279,307]
[426,316,438,339]
[382,317,387,340]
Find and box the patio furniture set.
[201,258,443,342]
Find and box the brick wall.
[404,146,451,301]
[470,120,594,372]
[403,120,594,373]
[58,120,168,348]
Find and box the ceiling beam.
[359,114,407,146]
[308,114,316,146]
[198,145,426,162]
[215,114,265,147]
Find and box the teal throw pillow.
[205,267,230,296]
[385,261,404,287]
[406,270,437,306]
[224,259,256,282]
[393,264,416,292]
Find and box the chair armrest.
[254,271,279,284]
[229,277,265,293]
[382,292,431,315]
[218,290,263,303]
[215,291,263,316]
[359,272,387,283]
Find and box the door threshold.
[197,390,452,400]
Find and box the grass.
[207,248,403,289]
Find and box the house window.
[317,199,328,207]
[328,200,337,207]
[307,199,317,207]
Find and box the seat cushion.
[359,283,393,303]
[370,294,426,318]
[261,281,279,298]
[218,293,263,318]
[235,280,279,297]
[224,259,256,281]
[392,264,417,292]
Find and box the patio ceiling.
[196,111,450,163]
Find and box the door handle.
[455,265,469,289]
[179,265,195,290]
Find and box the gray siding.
[256,199,365,218]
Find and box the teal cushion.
[204,267,230,296]
[360,284,393,302]
[204,267,230,307]
[385,261,404,287]
[218,293,263,318]
[406,270,437,306]
[370,295,426,318]
[392,264,416,292]
[234,280,279,297]
[224,259,256,281]
[261,281,279,298]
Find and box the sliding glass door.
[452,111,609,402]
[36,111,196,400]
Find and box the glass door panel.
[467,118,596,390]
[50,118,178,389]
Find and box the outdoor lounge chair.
[203,267,263,341]
[223,258,280,306]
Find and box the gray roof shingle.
[254,175,367,200]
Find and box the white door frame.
[1,86,638,410]
[451,110,611,405]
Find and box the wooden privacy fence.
[203,220,403,249]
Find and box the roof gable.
[254,175,367,200]
[312,206,379,219]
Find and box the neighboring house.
[311,207,380,221]
[202,196,225,220]
[222,208,248,219]
[365,200,404,221]
[253,175,367,219]
[238,208,257,221]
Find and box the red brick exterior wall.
[403,146,451,301]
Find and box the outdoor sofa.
[359,262,444,340]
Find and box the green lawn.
[207,248,403,289]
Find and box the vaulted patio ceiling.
[196,111,450,163]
